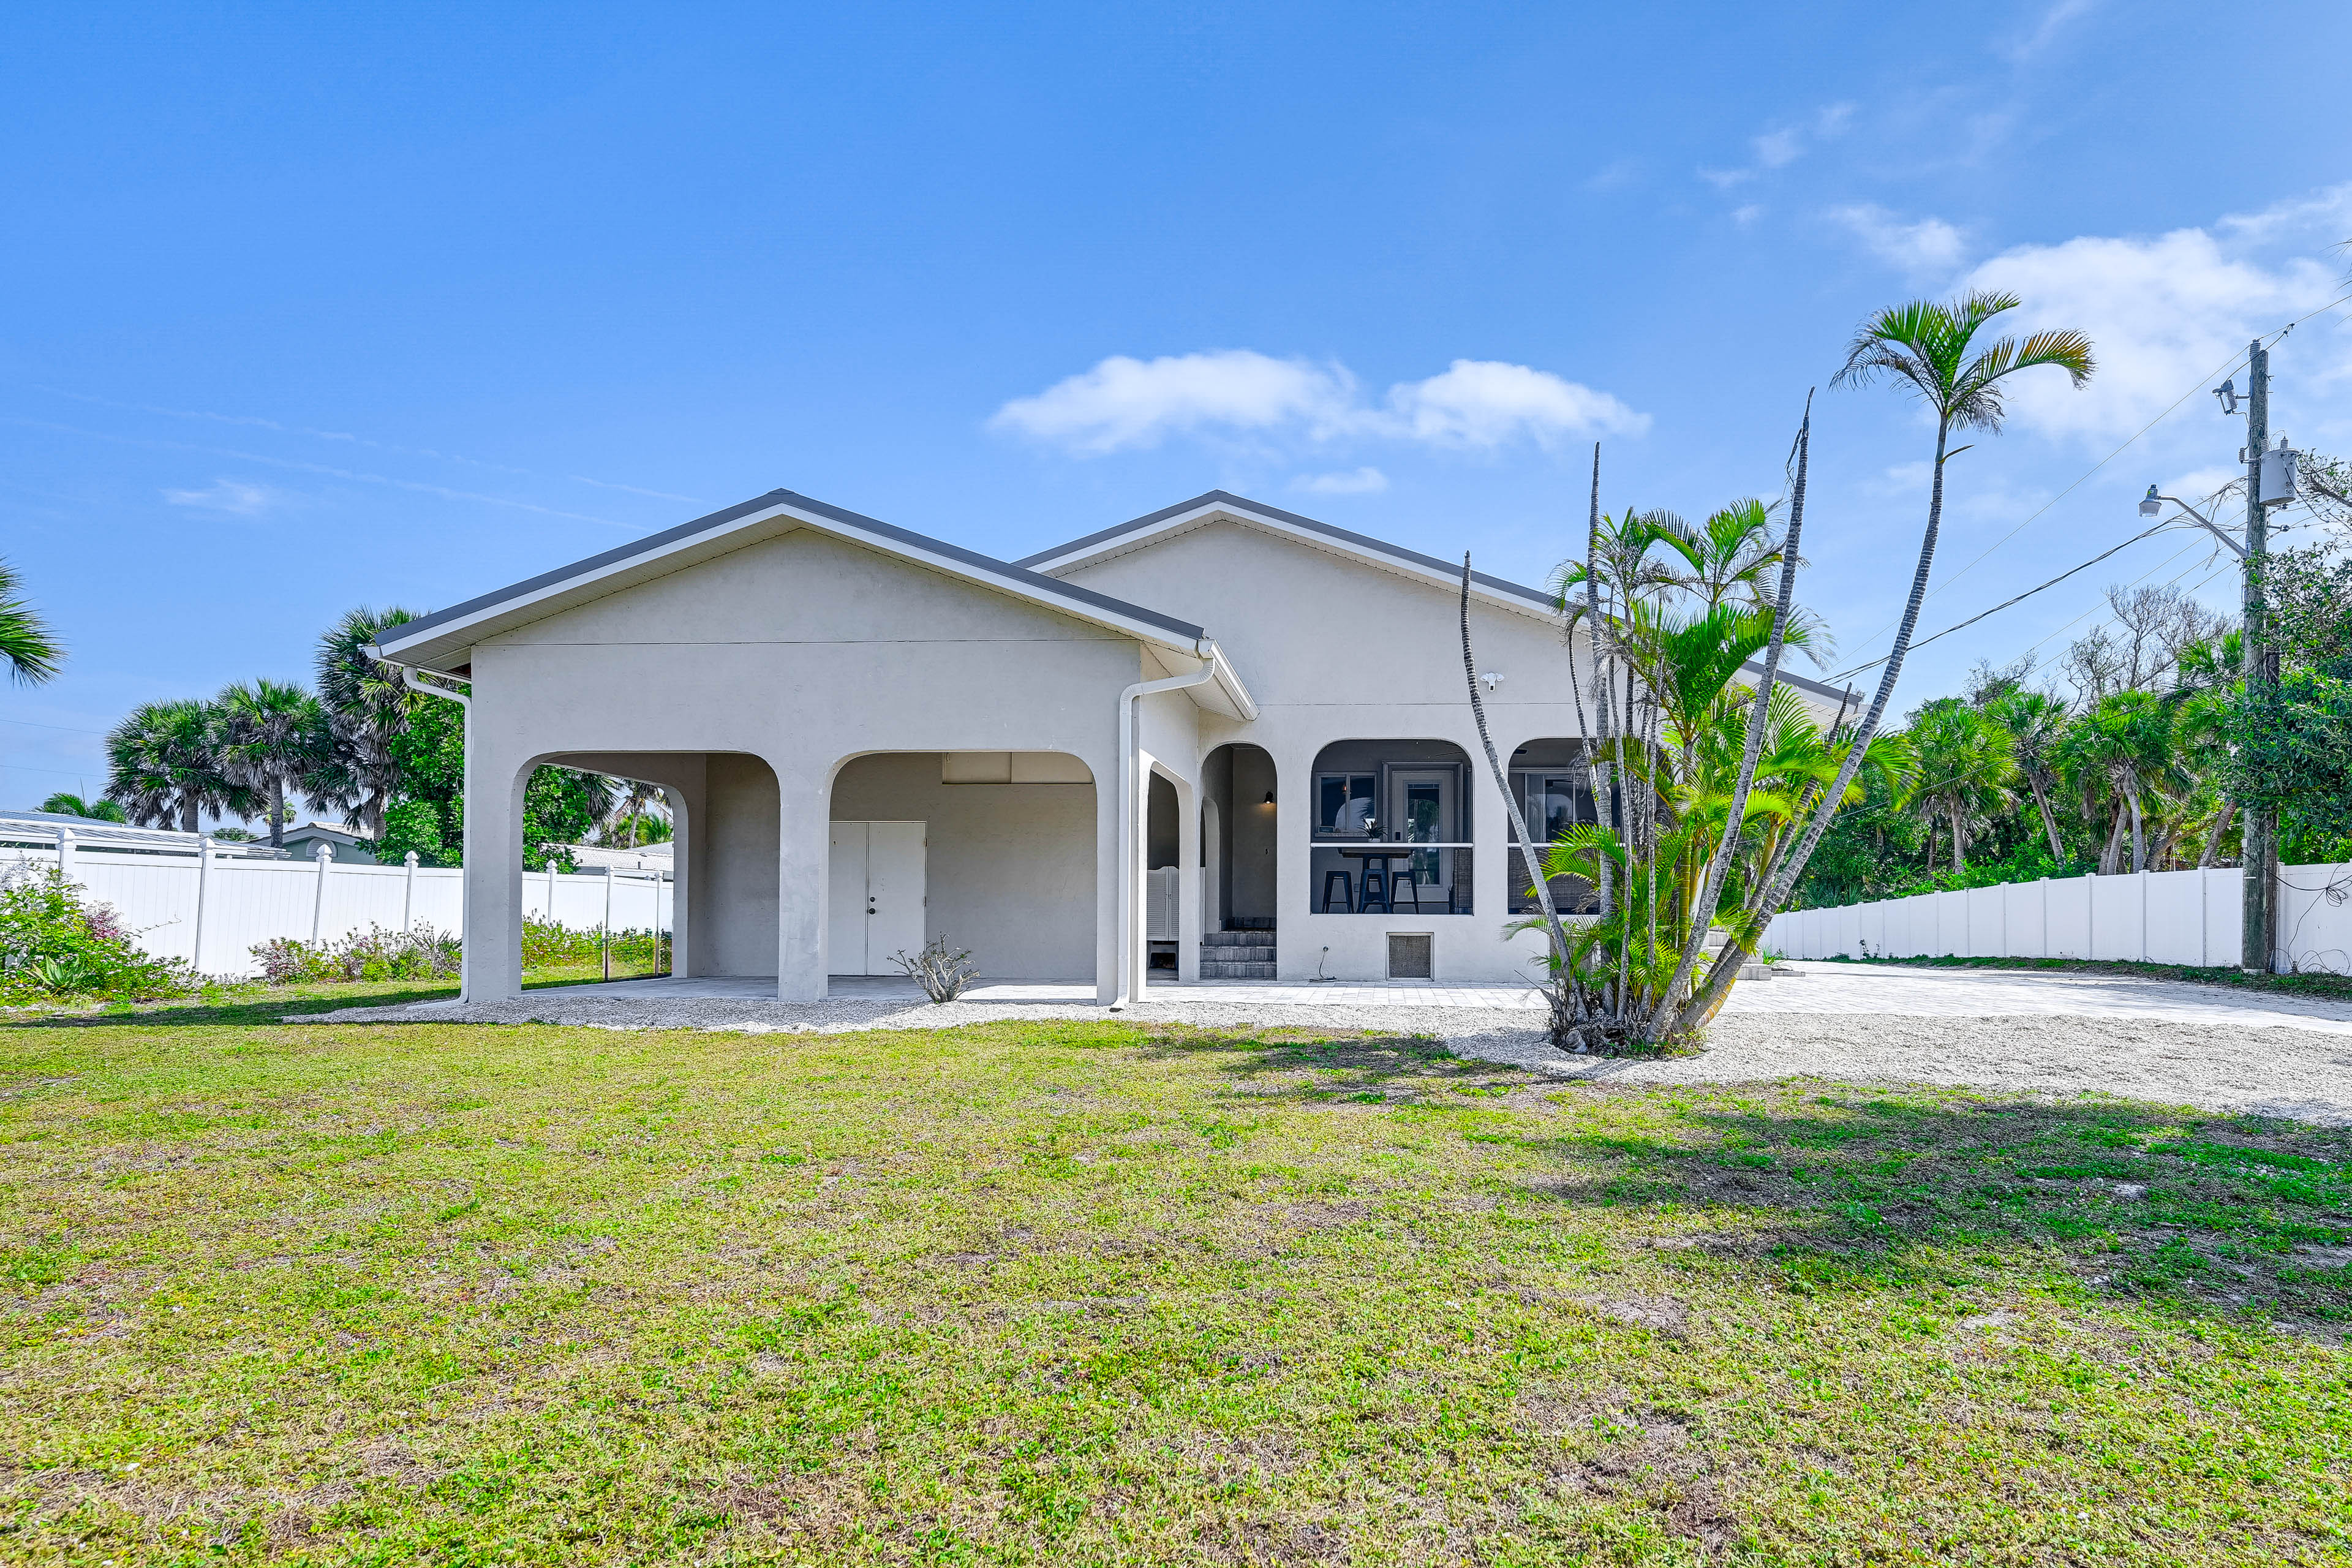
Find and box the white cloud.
[990,352,1647,455]
[1961,206,2342,446]
[1291,467,1389,496]
[162,478,280,516]
[1382,360,1649,447]
[1752,128,1804,169]
[1732,203,1765,228]
[987,350,1355,454]
[1830,204,1970,275]
[1707,102,1858,190]
[2002,0,2100,62]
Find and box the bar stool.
[1358,860,1391,913]
[1391,868,1422,912]
[1321,869,1354,913]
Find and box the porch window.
[1507,755,1608,914]
[1308,741,1473,915]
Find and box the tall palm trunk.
[1949,798,1968,872]
[2128,793,2145,874]
[2099,799,2128,875]
[1676,414,1954,1033]
[2199,798,2236,868]
[2027,774,2064,862]
[268,780,286,849]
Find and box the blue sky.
[6,1,2350,810]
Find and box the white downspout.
[1112,639,1221,1010]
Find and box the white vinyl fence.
[1765,864,2352,976]
[2,822,669,979]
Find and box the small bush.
[889,935,978,1003]
[252,924,461,985]
[0,869,198,1003]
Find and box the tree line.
[80,608,667,867]
[1798,469,2352,907]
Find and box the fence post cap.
[404,850,420,866]
[313,842,334,861]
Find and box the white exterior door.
[827,821,926,976]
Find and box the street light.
[2138,484,2244,557]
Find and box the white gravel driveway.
[298,963,2352,1126]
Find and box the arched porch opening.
[1504,738,1610,915]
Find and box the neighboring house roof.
[1019,489,1864,711]
[279,821,370,847]
[372,488,1256,717]
[560,842,676,873]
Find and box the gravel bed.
[294,994,2352,1126]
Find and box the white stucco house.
[372,489,1854,1005]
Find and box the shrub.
[889,935,978,1003]
[521,916,663,971]
[0,869,198,1003]
[251,924,460,985]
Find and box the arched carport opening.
[529,750,779,982]
[828,750,1096,982]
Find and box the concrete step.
[1200,944,1275,963]
[1200,960,1278,979]
[1203,930,1276,947]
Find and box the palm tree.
[38,791,126,823]
[2056,692,2188,874]
[104,698,253,833]
[312,606,420,840]
[601,777,671,847]
[1677,292,2094,1031]
[1904,698,2018,873]
[216,678,328,850]
[0,560,63,685]
[1985,688,2070,863]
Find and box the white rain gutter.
[1111,637,1222,1010]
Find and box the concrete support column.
[1174,769,1201,982]
[775,760,831,1002]
[1472,735,1509,927]
[461,753,531,1003]
[1272,742,1310,980]
[1093,764,1122,1006]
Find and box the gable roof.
[1017,489,1566,618]
[373,489,1253,715]
[1018,490,1863,709]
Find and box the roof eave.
[374,489,1213,674]
[1020,492,1566,622]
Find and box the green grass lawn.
[2,1006,2349,1565]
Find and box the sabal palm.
[1985,689,2070,862]
[216,678,328,849]
[105,698,252,833]
[1905,698,2018,872]
[312,606,420,840]
[0,560,63,685]
[2056,692,2187,873]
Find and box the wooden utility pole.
[2240,339,2275,973]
